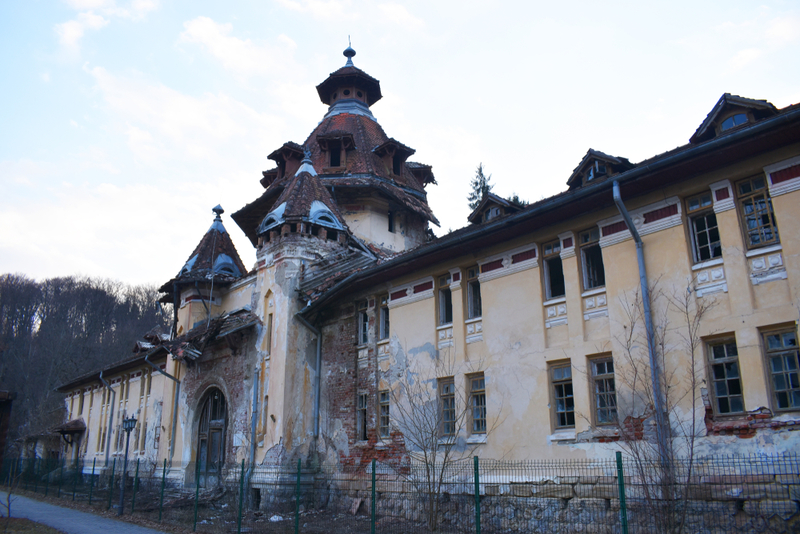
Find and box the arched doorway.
[197,388,226,487]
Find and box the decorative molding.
[388,276,434,309]
[597,196,682,248]
[745,244,782,258]
[764,155,800,197]
[709,179,735,213]
[559,231,576,260]
[749,250,786,286]
[437,325,454,350]
[584,309,609,321]
[583,291,608,321]
[466,319,483,344]
[387,289,433,309]
[691,258,724,272]
[545,300,568,328]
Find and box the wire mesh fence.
[2,453,798,533]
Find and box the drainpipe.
[612,181,671,468]
[145,352,180,467]
[98,371,116,468]
[295,314,322,439]
[245,367,260,495]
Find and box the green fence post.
[474,456,481,534]
[295,458,301,534]
[237,458,245,534]
[159,459,166,522]
[616,451,629,534]
[193,462,201,532]
[371,458,376,534]
[131,459,139,513]
[58,459,64,498]
[72,459,80,501]
[107,458,116,510]
[89,458,96,505]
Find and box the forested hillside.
[0,274,171,452]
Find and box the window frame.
[590,357,617,426]
[543,240,565,300]
[706,339,744,416]
[378,390,390,438]
[549,363,575,429]
[379,295,390,341]
[762,328,800,413]
[686,192,722,263]
[357,392,368,441]
[466,266,482,319]
[437,274,453,326]
[357,300,369,345]
[469,373,486,435]
[736,176,780,250]
[579,228,605,290]
[439,378,456,437]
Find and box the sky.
[2,1,800,287]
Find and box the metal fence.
[2,453,798,533]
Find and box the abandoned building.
[56,48,800,484]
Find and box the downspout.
[295,314,322,439]
[98,371,115,468]
[145,352,180,467]
[612,181,671,468]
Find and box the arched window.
[720,113,748,132]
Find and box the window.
[591,359,617,425]
[737,176,779,249]
[466,267,482,319]
[357,393,368,441]
[543,240,565,300]
[379,295,390,340]
[764,330,800,411]
[579,229,605,290]
[707,340,743,414]
[329,140,342,167]
[265,312,273,355]
[379,391,390,438]
[470,374,486,434]
[388,210,395,233]
[686,192,722,262]
[439,379,456,437]
[357,300,368,345]
[586,161,607,182]
[392,154,402,175]
[550,364,574,428]
[438,274,453,325]
[720,113,748,132]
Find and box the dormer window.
[484,207,501,222]
[586,161,607,183]
[720,113,748,132]
[392,154,402,175]
[329,140,342,167]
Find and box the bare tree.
[383,341,500,531]
[611,281,715,534]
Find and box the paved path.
[0,491,168,534]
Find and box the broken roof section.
[690,93,778,144]
[159,206,248,295]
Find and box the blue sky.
[2,0,799,285]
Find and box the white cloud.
[274,0,350,18]
[179,17,298,80]
[41,72,50,82]
[766,15,800,45]
[377,3,424,29]
[728,48,763,71]
[55,11,109,49]
[55,0,159,54]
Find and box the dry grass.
[2,517,65,533]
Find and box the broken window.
[737,176,779,249]
[379,390,390,438]
[467,267,482,319]
[357,300,368,345]
[687,192,722,262]
[439,378,456,437]
[469,374,486,434]
[763,329,800,411]
[357,393,368,441]
[379,295,390,340]
[579,228,605,290]
[438,274,453,326]
[388,210,395,233]
[329,140,342,167]
[550,364,574,429]
[543,240,565,300]
[392,154,402,175]
[591,358,617,425]
[707,340,743,415]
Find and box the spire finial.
[212,204,224,221]
[343,37,356,67]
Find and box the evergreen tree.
[467,163,494,210]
